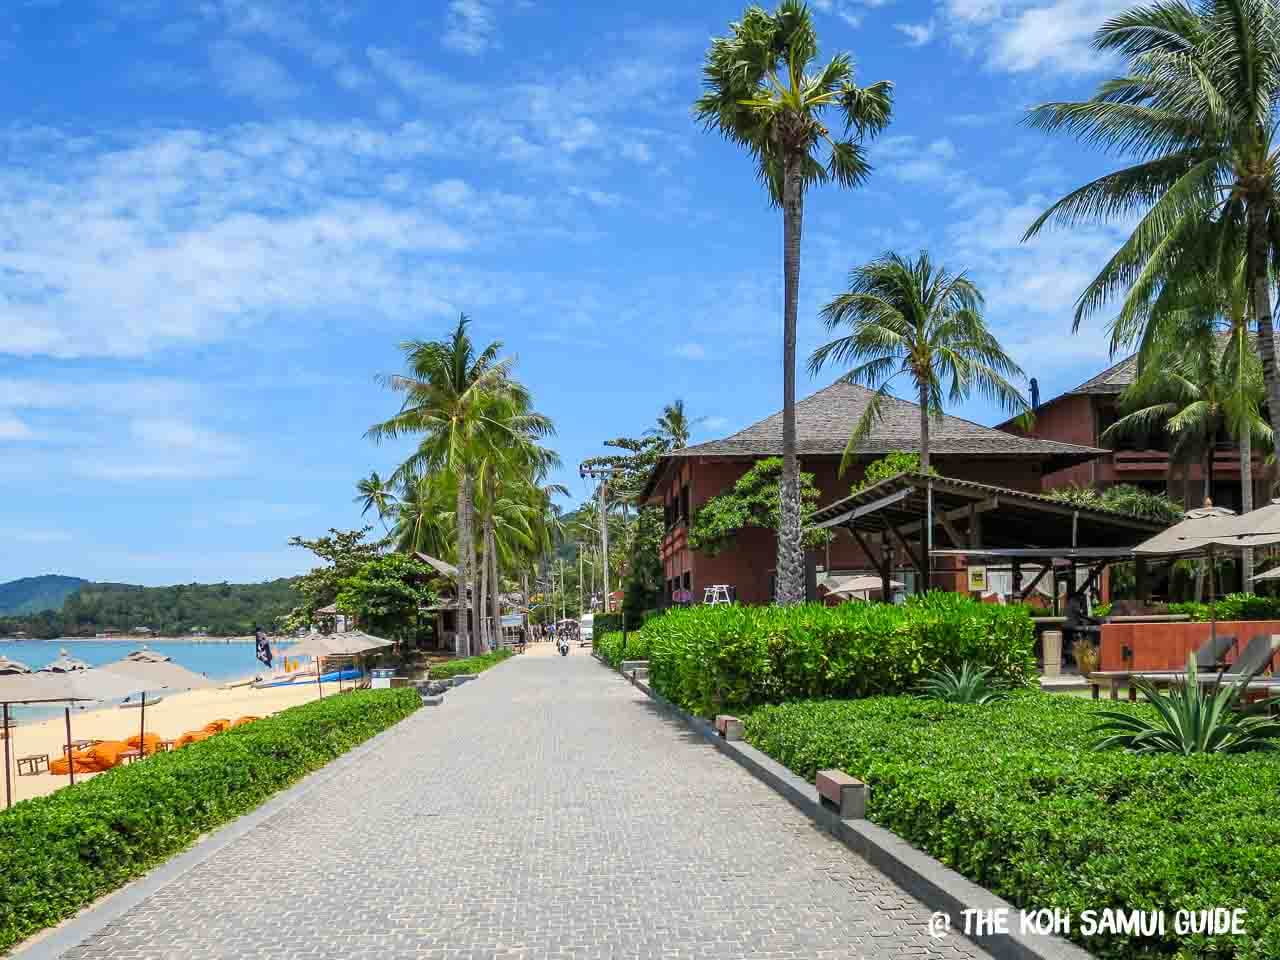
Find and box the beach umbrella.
[282,632,393,697]
[99,649,216,757]
[0,672,103,807]
[1135,505,1238,646]
[34,664,141,790]
[1252,566,1280,582]
[42,649,90,673]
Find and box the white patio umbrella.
[99,649,216,755]
[822,575,904,599]
[282,632,393,698]
[1134,504,1238,645]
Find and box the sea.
[0,638,290,722]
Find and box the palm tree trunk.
[455,475,472,656]
[918,381,931,471]
[468,477,481,653]
[478,515,489,653]
[488,523,500,642]
[1249,201,1280,434]
[1242,426,1255,590]
[775,150,805,605]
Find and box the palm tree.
[392,472,455,557]
[695,0,893,604]
[1023,0,1280,432]
[807,251,1029,472]
[644,399,700,451]
[366,315,548,656]
[354,471,399,534]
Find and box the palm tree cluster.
[361,315,564,656]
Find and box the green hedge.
[595,631,651,669]
[745,693,1280,959]
[643,593,1036,716]
[0,688,420,951]
[1168,592,1280,622]
[591,613,623,638]
[431,648,513,679]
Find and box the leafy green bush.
[431,648,513,679]
[0,688,420,951]
[591,613,623,638]
[643,592,1036,716]
[916,662,1006,704]
[744,692,1280,959]
[848,450,936,495]
[1168,592,1280,622]
[595,631,651,669]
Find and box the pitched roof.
[668,381,1104,460]
[414,552,459,578]
[1068,355,1136,395]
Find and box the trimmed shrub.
[430,648,513,679]
[595,631,624,667]
[591,613,623,638]
[1168,592,1280,622]
[0,688,420,951]
[744,693,1280,959]
[596,630,652,669]
[643,592,1036,716]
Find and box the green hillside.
[0,575,88,615]
[0,579,300,639]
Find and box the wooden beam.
[897,497,1000,538]
[1019,563,1052,600]
[970,503,984,550]
[939,514,966,548]
[813,486,914,530]
[847,525,880,572]
[885,521,926,581]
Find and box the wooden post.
[64,707,75,786]
[1135,557,1149,606]
[139,690,147,756]
[2,703,10,809]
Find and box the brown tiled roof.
[669,381,1104,460]
[1068,355,1136,395]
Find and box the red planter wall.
[1100,620,1280,671]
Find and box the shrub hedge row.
[641,593,1036,715]
[744,693,1279,959]
[594,630,651,668]
[0,687,421,952]
[1167,592,1280,623]
[430,648,513,679]
[590,613,623,638]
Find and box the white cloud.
[76,417,247,481]
[210,41,302,103]
[940,0,1130,74]
[0,529,72,544]
[895,20,935,46]
[701,415,730,432]
[672,343,706,360]
[442,0,498,56]
[568,186,623,208]
[0,414,30,439]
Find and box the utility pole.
[579,463,619,611]
[559,557,566,623]
[577,543,585,617]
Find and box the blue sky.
[0,0,1137,585]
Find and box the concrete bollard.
[816,769,867,819]
[1042,630,1063,679]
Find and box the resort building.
[642,381,1110,606]
[1003,351,1268,511]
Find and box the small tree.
[280,527,388,633]
[849,450,937,495]
[689,457,830,556]
[335,553,437,642]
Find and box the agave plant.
[1092,655,1280,755]
[916,662,1007,705]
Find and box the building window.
[680,485,690,525]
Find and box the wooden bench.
[17,753,48,776]
[816,769,867,819]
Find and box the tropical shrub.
[1047,483,1185,523]
[430,648,513,679]
[594,631,624,667]
[744,692,1280,958]
[848,450,936,495]
[687,457,830,555]
[595,630,651,669]
[642,592,1035,715]
[915,662,1006,704]
[1072,637,1100,675]
[0,688,420,952]
[1093,656,1280,754]
[591,613,623,638]
[1169,593,1280,622]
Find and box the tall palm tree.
[354,471,399,534]
[695,0,893,604]
[644,399,701,451]
[392,471,455,557]
[1023,0,1280,432]
[807,251,1029,471]
[366,315,547,656]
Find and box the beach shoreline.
[3,676,328,806]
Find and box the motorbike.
[558,638,570,656]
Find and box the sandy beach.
[1,679,336,805]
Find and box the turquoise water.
[0,639,288,722]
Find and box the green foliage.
[0,575,87,616]
[915,662,1006,705]
[429,648,513,680]
[849,451,935,495]
[280,527,390,634]
[1093,656,1280,755]
[0,688,420,952]
[591,613,623,638]
[595,630,651,669]
[1046,483,1185,524]
[334,553,437,641]
[621,506,662,623]
[688,458,830,555]
[744,692,1280,958]
[0,579,302,639]
[635,592,1035,716]
[1167,593,1280,622]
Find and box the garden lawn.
[744,692,1280,959]
[0,687,421,952]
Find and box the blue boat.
[253,667,361,689]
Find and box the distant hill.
[0,575,89,615]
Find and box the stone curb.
[607,662,1093,960]
[9,701,429,960]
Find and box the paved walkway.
[52,652,988,960]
